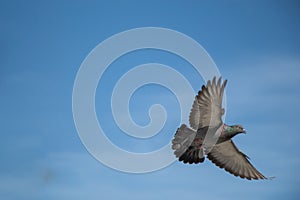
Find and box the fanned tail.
[172,124,205,164]
[179,146,205,164]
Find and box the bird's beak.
[242,129,246,134]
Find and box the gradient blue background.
[1,0,300,199]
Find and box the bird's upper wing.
[189,77,227,129]
[207,140,266,180]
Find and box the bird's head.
[226,125,246,136]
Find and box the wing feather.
[207,140,266,180]
[189,77,227,129]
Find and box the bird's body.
[172,77,266,180]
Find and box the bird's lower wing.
[207,140,266,180]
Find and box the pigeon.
[172,77,266,180]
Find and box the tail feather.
[172,124,205,164]
[179,146,205,164]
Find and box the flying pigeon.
[172,77,266,180]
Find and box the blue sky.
[1,0,300,199]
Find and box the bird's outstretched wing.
[189,77,227,129]
[207,140,266,180]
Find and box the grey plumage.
[172,77,266,180]
[207,140,265,180]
